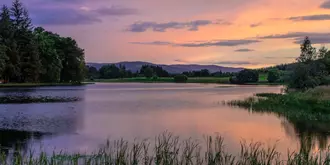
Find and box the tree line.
[86,64,237,80]
[288,37,330,89]
[0,0,85,83]
[229,37,330,89]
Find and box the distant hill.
[87,61,244,74]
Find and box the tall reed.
[0,133,329,165]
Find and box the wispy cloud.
[127,19,230,32]
[235,48,255,52]
[213,61,259,65]
[130,39,261,47]
[30,5,138,25]
[31,8,101,25]
[320,0,330,9]
[94,6,138,16]
[250,22,262,28]
[258,32,330,44]
[288,14,330,21]
[264,56,296,59]
[174,59,189,63]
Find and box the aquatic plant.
[0,133,329,165]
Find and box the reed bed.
[0,133,329,165]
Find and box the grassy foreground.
[1,133,329,165]
[0,82,94,88]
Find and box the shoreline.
[87,77,283,85]
[0,82,94,88]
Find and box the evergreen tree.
[11,0,41,82]
[318,46,328,59]
[0,5,20,82]
[0,0,87,83]
[0,45,7,75]
[297,37,316,63]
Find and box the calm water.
[0,83,327,154]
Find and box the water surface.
[0,83,326,154]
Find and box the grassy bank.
[227,86,330,121]
[0,96,81,104]
[0,82,94,88]
[1,133,329,165]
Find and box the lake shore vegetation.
[227,38,330,144]
[1,133,329,165]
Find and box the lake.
[0,83,327,155]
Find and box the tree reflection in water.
[0,129,49,155]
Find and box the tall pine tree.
[0,5,19,82]
[297,37,317,63]
[11,0,40,82]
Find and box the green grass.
[0,82,94,88]
[1,133,329,165]
[259,73,268,82]
[227,88,330,121]
[244,74,285,85]
[90,74,285,85]
[0,95,81,104]
[93,77,231,84]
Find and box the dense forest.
[0,0,85,83]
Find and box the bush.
[320,76,330,85]
[174,74,188,83]
[288,63,323,90]
[229,76,239,84]
[230,69,259,84]
[267,69,280,83]
[152,75,158,80]
[144,67,154,78]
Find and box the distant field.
[258,73,268,82]
[94,77,231,84]
[92,73,275,85]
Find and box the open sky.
[3,0,330,68]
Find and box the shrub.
[174,74,188,83]
[152,75,158,80]
[267,69,280,83]
[288,63,323,90]
[144,67,154,78]
[230,69,259,84]
[229,76,239,84]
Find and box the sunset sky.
[3,0,330,68]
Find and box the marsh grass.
[227,86,330,122]
[0,133,330,165]
[0,95,81,104]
